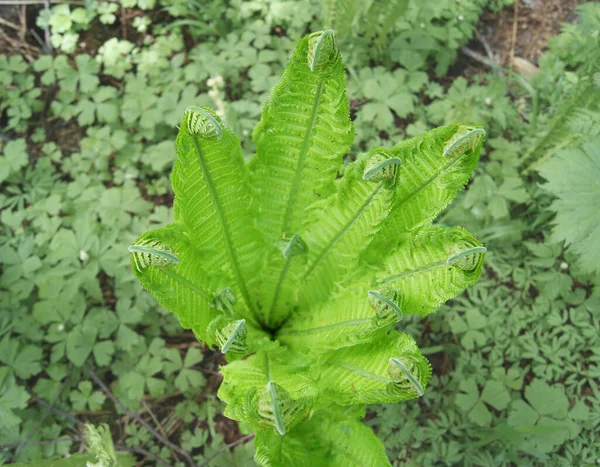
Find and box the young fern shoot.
[130,30,486,466]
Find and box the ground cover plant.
[0,0,598,465]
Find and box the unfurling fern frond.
[130,30,485,467]
[377,226,486,316]
[215,319,247,355]
[318,332,432,405]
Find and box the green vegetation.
[1,0,598,466]
[130,29,486,465]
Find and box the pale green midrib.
[333,361,391,383]
[265,352,271,380]
[389,358,424,396]
[265,253,292,326]
[269,382,286,435]
[280,318,371,336]
[159,268,211,300]
[281,80,325,233]
[380,244,483,285]
[190,137,259,325]
[304,183,383,279]
[392,151,465,214]
[378,258,447,285]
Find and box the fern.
[324,0,409,49]
[130,30,485,466]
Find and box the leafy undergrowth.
[1,0,599,466]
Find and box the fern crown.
[130,30,486,466]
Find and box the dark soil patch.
[480,0,588,67]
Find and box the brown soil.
[480,0,587,67]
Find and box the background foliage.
[0,0,598,465]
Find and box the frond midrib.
[160,268,212,301]
[190,136,259,325]
[392,150,466,213]
[281,81,325,233]
[279,318,371,336]
[265,253,293,325]
[378,258,449,285]
[332,361,390,383]
[304,183,383,279]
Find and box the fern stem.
[333,361,390,383]
[392,151,465,213]
[304,183,383,280]
[280,318,371,336]
[190,137,260,325]
[378,259,447,285]
[160,268,212,300]
[265,253,293,326]
[281,81,325,233]
[265,352,271,380]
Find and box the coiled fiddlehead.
[447,246,487,271]
[212,287,237,315]
[386,337,432,398]
[443,125,486,158]
[256,381,308,435]
[216,319,247,354]
[368,288,403,329]
[307,30,339,71]
[128,241,179,273]
[388,357,426,397]
[278,233,308,259]
[185,106,223,140]
[363,147,402,188]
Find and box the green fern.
[130,30,485,466]
[324,0,409,49]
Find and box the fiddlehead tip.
[278,233,308,258]
[446,246,487,271]
[443,125,486,158]
[128,241,179,273]
[216,319,247,354]
[258,381,290,435]
[388,357,426,397]
[363,147,402,187]
[184,106,223,140]
[211,287,237,315]
[368,289,403,328]
[307,29,339,71]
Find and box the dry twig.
[509,1,519,70]
[200,434,255,466]
[85,365,197,466]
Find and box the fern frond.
[278,282,401,353]
[249,30,354,326]
[218,350,318,435]
[174,106,262,324]
[363,124,483,262]
[250,31,353,241]
[317,331,432,405]
[256,233,309,330]
[129,225,225,346]
[299,149,397,307]
[377,226,486,316]
[254,405,390,467]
